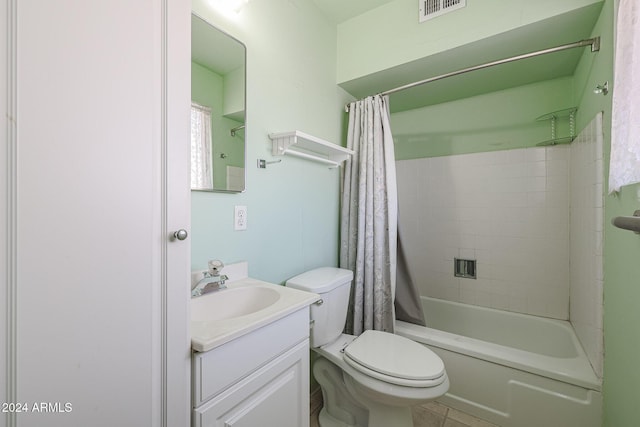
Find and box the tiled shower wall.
[397,146,571,319]
[396,113,604,374]
[569,113,604,378]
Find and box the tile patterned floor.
[411,401,499,427]
[310,390,499,427]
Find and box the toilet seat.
[343,330,446,388]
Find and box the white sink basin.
[191,286,281,322]
[190,277,320,352]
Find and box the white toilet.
[286,267,449,427]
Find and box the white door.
[0,1,191,426]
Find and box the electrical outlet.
[234,205,247,231]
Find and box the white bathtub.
[395,297,602,427]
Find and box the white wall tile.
[396,146,571,320]
[568,114,604,378]
[528,161,547,177]
[398,122,602,376]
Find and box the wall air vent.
[420,0,466,22]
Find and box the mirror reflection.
[191,14,246,192]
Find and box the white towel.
[609,0,640,193]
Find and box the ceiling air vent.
[419,0,466,22]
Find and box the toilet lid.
[344,330,445,381]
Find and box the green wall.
[190,0,352,283]
[223,65,245,119]
[391,76,576,159]
[191,61,244,190]
[573,1,640,425]
[336,0,604,84]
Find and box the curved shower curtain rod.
[344,37,601,112]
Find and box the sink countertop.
[190,277,320,352]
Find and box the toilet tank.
[286,267,353,348]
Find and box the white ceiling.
[312,0,395,24]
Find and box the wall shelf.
[269,131,354,166]
[535,107,578,122]
[535,107,577,146]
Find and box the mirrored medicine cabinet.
[191,14,246,192]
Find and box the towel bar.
[612,210,640,234]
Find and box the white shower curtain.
[340,95,397,335]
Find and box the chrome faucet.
[191,273,228,297]
[191,259,228,297]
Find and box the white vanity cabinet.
[192,308,310,427]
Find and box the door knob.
[173,229,188,241]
